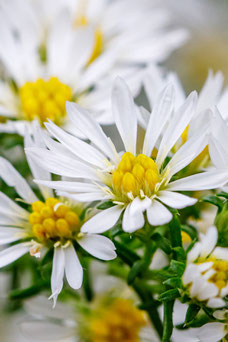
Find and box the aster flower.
[197,310,228,342]
[0,0,188,134]
[182,226,228,308]
[0,125,116,306]
[20,295,158,342]
[26,78,228,234]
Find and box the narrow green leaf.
[163,277,182,289]
[185,304,201,324]
[127,260,146,284]
[169,260,185,276]
[97,201,115,210]
[158,288,180,302]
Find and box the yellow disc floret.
[112,152,159,200]
[19,77,72,126]
[90,298,147,342]
[209,259,228,290]
[29,197,80,243]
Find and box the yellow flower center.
[74,15,103,64]
[209,259,228,290]
[181,231,192,244]
[112,152,159,200]
[19,77,72,126]
[90,298,147,342]
[29,197,80,243]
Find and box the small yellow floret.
[30,197,80,243]
[112,152,159,200]
[19,77,72,126]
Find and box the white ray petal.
[122,203,145,233]
[147,200,172,226]
[0,243,30,268]
[112,77,137,154]
[50,247,65,308]
[197,322,226,342]
[81,205,123,233]
[159,191,197,209]
[78,234,116,260]
[64,244,83,290]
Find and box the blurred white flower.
[0,0,188,134]
[197,309,228,342]
[26,78,228,234]
[182,226,228,308]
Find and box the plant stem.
[162,300,174,342]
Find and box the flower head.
[182,226,228,308]
[0,0,187,134]
[27,78,228,234]
[0,124,116,306]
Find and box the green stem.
[133,280,163,339]
[169,212,182,249]
[81,258,94,302]
[162,300,174,342]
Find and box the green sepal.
[97,201,115,210]
[163,277,182,289]
[158,288,180,302]
[169,260,185,276]
[172,247,186,262]
[114,240,140,267]
[185,304,201,324]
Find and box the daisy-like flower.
[26,78,228,234]
[197,310,228,342]
[182,226,228,309]
[0,0,188,134]
[0,126,116,306]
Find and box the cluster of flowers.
[0,0,227,341]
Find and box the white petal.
[200,226,217,258]
[143,84,175,156]
[0,191,29,220]
[81,205,123,233]
[197,322,226,342]
[34,180,100,193]
[129,196,152,215]
[168,170,228,191]
[187,242,202,263]
[0,243,30,268]
[147,200,172,226]
[213,247,228,261]
[213,310,226,320]
[45,120,107,169]
[20,320,75,342]
[50,247,65,308]
[0,227,25,245]
[26,147,100,181]
[0,156,38,203]
[207,297,226,308]
[159,191,197,209]
[122,204,145,233]
[156,91,197,167]
[57,191,110,203]
[221,284,228,297]
[197,282,218,301]
[64,244,83,290]
[78,234,116,260]
[209,136,228,169]
[66,102,116,162]
[112,77,137,154]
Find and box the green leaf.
[109,223,122,237]
[172,247,186,262]
[158,288,180,302]
[114,240,140,267]
[163,277,182,289]
[169,260,185,276]
[202,195,224,211]
[97,201,115,210]
[9,280,49,300]
[217,192,228,200]
[127,260,146,284]
[181,224,198,240]
[185,304,201,324]
[152,233,172,254]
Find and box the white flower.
[26,77,228,234]
[20,295,158,342]
[0,0,188,134]
[0,124,116,306]
[197,310,228,342]
[182,226,228,308]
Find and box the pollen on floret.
[209,259,228,290]
[112,152,159,200]
[29,197,80,243]
[19,77,72,126]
